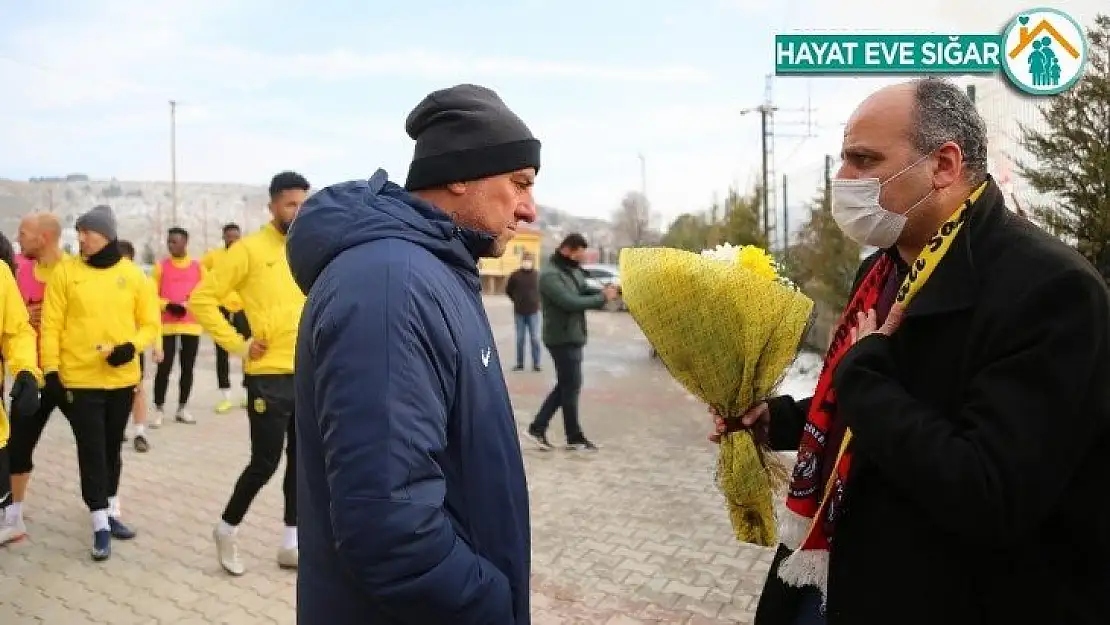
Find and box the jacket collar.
[367,169,496,266]
[903,176,1009,319]
[550,252,579,270]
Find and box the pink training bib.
[15,254,45,305]
[158,258,202,324]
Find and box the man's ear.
[446,182,468,195]
[932,141,963,189]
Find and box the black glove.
[9,370,40,418]
[44,371,65,403]
[106,343,137,367]
[165,302,187,317]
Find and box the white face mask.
[521,260,534,270]
[831,153,935,249]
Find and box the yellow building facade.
[478,227,542,294]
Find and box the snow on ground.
[777,350,822,400]
[772,351,823,466]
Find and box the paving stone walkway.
[0,297,787,624]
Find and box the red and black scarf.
[784,253,896,546]
[776,182,987,598]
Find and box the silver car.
[582,263,626,311]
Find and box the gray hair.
[910,77,989,183]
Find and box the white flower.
[699,243,801,291]
[700,243,742,264]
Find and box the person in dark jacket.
[505,251,542,371]
[524,234,618,452]
[287,83,537,625]
[713,77,1110,625]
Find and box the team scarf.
[775,182,988,602]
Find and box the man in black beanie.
[403,83,541,257]
[287,84,536,624]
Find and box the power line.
[740,74,820,252]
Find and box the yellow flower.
[734,245,779,282]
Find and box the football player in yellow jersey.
[191,171,308,575]
[117,240,161,453]
[202,223,250,413]
[6,211,69,540]
[0,237,42,545]
[40,205,160,561]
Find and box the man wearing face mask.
[711,78,1110,625]
[505,251,542,371]
[287,84,536,625]
[189,171,309,576]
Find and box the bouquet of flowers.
[619,243,814,546]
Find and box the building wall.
[478,229,542,294]
[962,76,1056,213]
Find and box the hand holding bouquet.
[619,243,814,546]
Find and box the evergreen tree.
[720,186,767,248]
[660,212,711,251]
[659,185,766,252]
[790,186,861,315]
[1017,14,1110,280]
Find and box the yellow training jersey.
[41,256,160,390]
[190,223,304,375]
[201,247,244,312]
[140,264,162,339]
[19,253,71,337]
[31,254,68,286]
[0,263,42,448]
[152,255,205,336]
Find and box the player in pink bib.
[151,227,205,425]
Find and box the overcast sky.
[0,0,1104,226]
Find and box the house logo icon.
[1000,8,1088,95]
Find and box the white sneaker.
[175,409,196,424]
[150,408,164,428]
[277,547,298,570]
[213,526,245,576]
[0,518,28,546]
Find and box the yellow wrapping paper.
[619,245,814,546]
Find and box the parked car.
[582,263,620,290]
[582,263,626,311]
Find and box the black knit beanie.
[75,204,118,241]
[404,84,541,191]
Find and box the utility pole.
[782,174,789,249]
[637,152,647,199]
[742,75,819,252]
[170,99,178,227]
[823,154,833,210]
[759,107,772,245]
[741,102,777,245]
